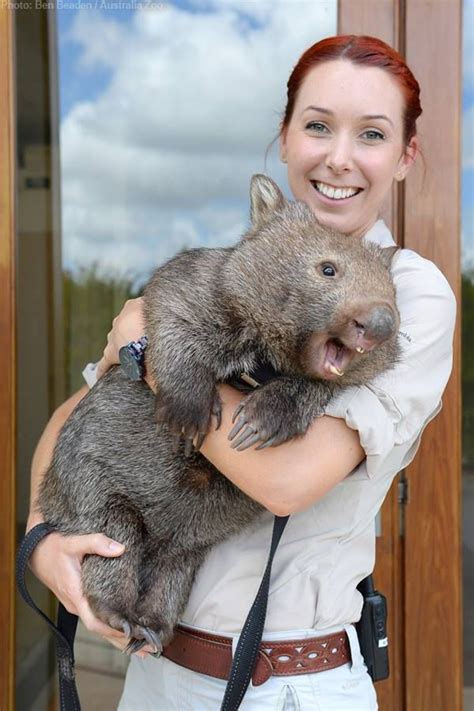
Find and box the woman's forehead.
[293,60,405,120]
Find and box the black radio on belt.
[355,575,389,682]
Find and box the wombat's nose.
[354,306,398,350]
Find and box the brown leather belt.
[162,625,351,686]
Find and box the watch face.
[119,345,144,380]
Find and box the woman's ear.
[279,129,288,164]
[395,136,418,181]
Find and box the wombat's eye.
[320,263,337,277]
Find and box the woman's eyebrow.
[361,114,394,127]
[302,105,332,115]
[302,106,394,127]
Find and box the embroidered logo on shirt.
[398,330,412,343]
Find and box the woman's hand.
[96,298,146,379]
[27,521,153,656]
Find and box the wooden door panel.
[404,2,462,708]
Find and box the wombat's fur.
[38,175,400,653]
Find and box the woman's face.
[280,59,417,237]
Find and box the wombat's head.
[224,174,400,384]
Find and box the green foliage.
[463,269,474,465]
[63,265,144,395]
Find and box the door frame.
[0,8,16,711]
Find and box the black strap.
[16,523,81,711]
[220,514,289,711]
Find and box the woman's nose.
[325,135,354,173]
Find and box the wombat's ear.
[249,174,286,231]
[380,245,401,268]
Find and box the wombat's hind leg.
[81,499,145,638]
[125,548,204,652]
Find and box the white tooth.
[328,364,344,376]
[316,182,359,200]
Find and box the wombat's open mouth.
[323,338,355,378]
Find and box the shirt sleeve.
[82,361,99,389]
[324,249,456,479]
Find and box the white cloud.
[59,1,337,274]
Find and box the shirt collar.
[362,219,397,248]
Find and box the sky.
[55,0,473,280]
[55,0,337,283]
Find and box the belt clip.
[251,649,273,686]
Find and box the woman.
[27,35,456,710]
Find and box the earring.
[281,156,287,164]
[395,171,404,181]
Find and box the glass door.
[15,3,338,708]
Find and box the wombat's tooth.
[328,364,344,376]
[356,346,365,354]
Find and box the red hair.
[281,35,422,145]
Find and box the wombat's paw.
[228,386,306,451]
[155,389,222,455]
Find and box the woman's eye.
[306,122,329,134]
[321,263,337,277]
[362,129,385,141]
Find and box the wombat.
[37,174,400,654]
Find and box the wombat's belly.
[38,367,263,548]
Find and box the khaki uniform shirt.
[178,220,456,634]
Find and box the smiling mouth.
[311,181,363,201]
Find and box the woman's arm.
[200,384,364,515]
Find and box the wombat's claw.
[142,627,163,654]
[212,399,222,430]
[171,433,182,454]
[255,436,277,450]
[228,412,247,440]
[124,638,146,654]
[194,432,206,451]
[184,437,194,457]
[229,411,265,450]
[231,401,245,424]
[124,626,163,656]
[236,433,262,451]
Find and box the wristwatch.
[119,336,149,380]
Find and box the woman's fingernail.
[108,541,124,552]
